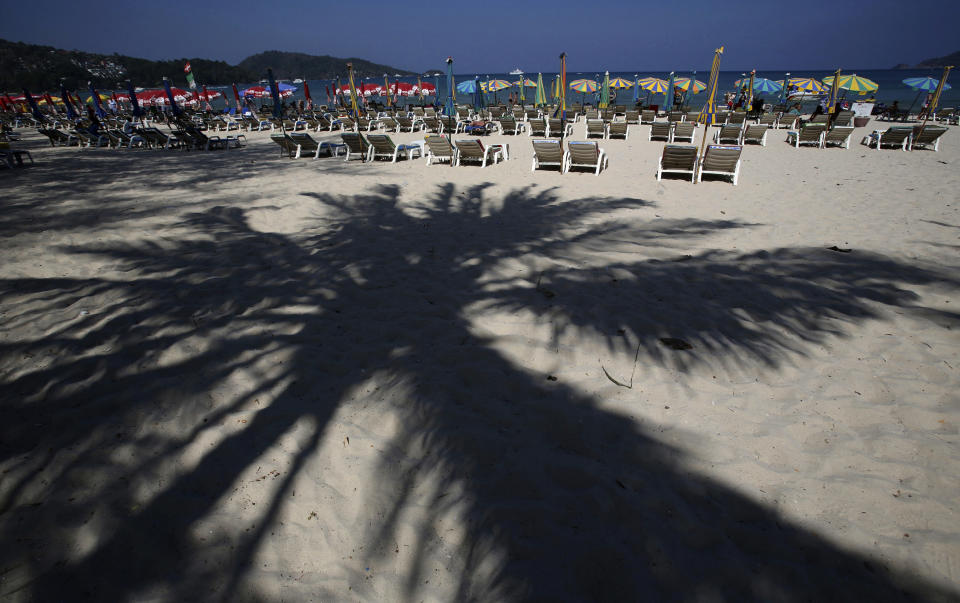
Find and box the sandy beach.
[1,117,959,602]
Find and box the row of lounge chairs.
[530,140,608,175]
[37,125,245,151]
[862,125,948,152]
[657,145,742,185]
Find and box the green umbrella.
[535,73,547,107]
[600,71,610,108]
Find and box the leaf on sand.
[659,337,692,351]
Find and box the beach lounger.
[863,126,911,151]
[777,114,798,129]
[288,132,339,158]
[439,116,463,134]
[366,134,422,162]
[608,121,629,139]
[727,112,747,126]
[497,116,521,135]
[656,144,698,182]
[531,139,565,173]
[396,116,424,133]
[564,140,608,175]
[909,126,947,151]
[422,117,443,134]
[454,139,502,167]
[809,114,830,125]
[38,128,78,147]
[668,111,684,123]
[548,118,573,138]
[625,110,640,124]
[671,122,695,143]
[833,111,854,127]
[649,122,672,141]
[640,110,655,124]
[71,129,109,148]
[424,135,456,165]
[684,111,700,123]
[715,124,744,145]
[527,118,547,137]
[585,119,607,139]
[757,113,777,127]
[822,126,854,149]
[340,132,370,161]
[0,148,34,168]
[787,124,826,148]
[698,144,741,185]
[743,124,770,146]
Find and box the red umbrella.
[240,85,294,99]
[394,82,416,97]
[195,87,222,102]
[232,83,242,110]
[416,82,437,95]
[325,85,331,104]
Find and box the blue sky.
[2,0,956,73]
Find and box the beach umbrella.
[88,82,106,118]
[85,92,110,103]
[486,79,510,104]
[903,76,951,92]
[42,93,59,115]
[823,74,878,95]
[394,82,415,97]
[22,88,44,121]
[637,77,669,94]
[240,83,295,99]
[444,57,455,117]
[473,76,485,110]
[60,83,78,120]
[303,80,313,110]
[675,77,708,93]
[734,76,780,94]
[535,73,547,107]
[784,77,824,93]
[914,65,953,144]
[456,80,478,94]
[126,80,143,119]
[632,75,640,104]
[664,71,676,111]
[195,87,222,102]
[416,82,436,96]
[609,77,633,89]
[697,45,725,165]
[513,78,534,103]
[162,77,182,115]
[570,78,598,109]
[346,63,361,118]
[558,52,567,124]
[599,71,610,108]
[232,83,243,111]
[383,75,392,106]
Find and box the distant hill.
[238,51,415,80]
[0,39,256,90]
[893,49,960,69]
[0,39,417,91]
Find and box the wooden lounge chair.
[366,134,422,162]
[863,126,912,151]
[271,132,299,157]
[289,132,339,158]
[564,140,608,175]
[822,126,854,149]
[531,139,565,172]
[1,148,34,168]
[424,135,456,165]
[340,132,370,161]
[497,116,521,135]
[757,113,777,127]
[657,144,698,182]
[809,114,830,125]
[38,128,79,146]
[422,116,442,134]
[727,112,747,126]
[910,126,947,151]
[667,111,684,123]
[585,119,607,139]
[684,111,700,123]
[454,139,502,167]
[396,116,423,133]
[608,121,629,139]
[640,110,656,124]
[833,111,854,127]
[548,118,573,138]
[671,122,695,143]
[527,118,547,137]
[788,124,826,147]
[625,110,640,124]
[743,124,770,146]
[698,144,741,185]
[649,122,672,141]
[715,124,744,145]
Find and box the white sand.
[1,118,958,602]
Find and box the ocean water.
[213,68,958,112]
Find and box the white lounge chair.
[564,140,608,175]
[531,139,564,172]
[657,144,698,182]
[698,144,741,185]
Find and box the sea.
[207,69,958,112]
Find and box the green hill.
[238,51,415,80]
[893,49,960,69]
[0,39,416,91]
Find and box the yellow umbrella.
[674,77,706,93]
[823,73,879,95]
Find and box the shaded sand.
[1,120,958,602]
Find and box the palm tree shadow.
[0,183,956,602]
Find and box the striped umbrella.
[675,77,707,93]
[781,77,824,93]
[608,77,633,89]
[734,77,781,94]
[823,74,878,95]
[512,78,537,88]
[486,78,510,103]
[903,76,951,92]
[569,79,598,93]
[535,72,547,107]
[637,77,669,94]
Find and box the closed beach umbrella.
[383,75,392,106]
[473,76,485,110]
[633,75,640,104]
[535,72,547,107]
[664,72,676,111]
[126,80,143,119]
[902,76,951,92]
[268,69,283,118]
[162,78,182,115]
[60,82,78,120]
[599,71,610,108]
[232,83,243,111]
[444,57,455,117]
[22,88,44,121]
[88,82,106,118]
[303,80,313,110]
[513,78,535,103]
[347,63,361,117]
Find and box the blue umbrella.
[22,88,44,122]
[664,71,676,111]
[444,58,455,117]
[60,82,77,120]
[903,76,951,92]
[456,80,477,93]
[473,76,485,110]
[162,77,182,116]
[267,68,282,118]
[126,80,143,119]
[88,81,106,118]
